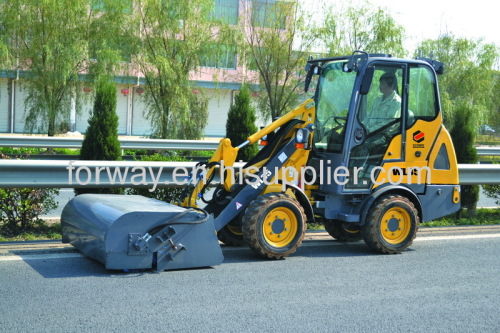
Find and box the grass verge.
[421,208,500,227]
[0,223,62,242]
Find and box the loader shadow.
[13,250,153,279]
[16,240,413,278]
[220,239,393,263]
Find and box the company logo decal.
[413,130,425,143]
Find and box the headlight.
[296,128,305,143]
[297,127,313,144]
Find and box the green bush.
[450,102,479,216]
[75,80,122,195]
[0,188,60,237]
[226,85,259,162]
[0,153,60,237]
[483,184,500,205]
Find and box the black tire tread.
[217,225,245,247]
[362,194,419,254]
[242,193,306,259]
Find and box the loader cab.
[308,53,445,195]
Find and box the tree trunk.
[48,111,56,137]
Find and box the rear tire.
[362,194,419,254]
[217,224,245,246]
[242,193,306,259]
[324,220,362,242]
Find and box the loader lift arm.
[180,99,317,213]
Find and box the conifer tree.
[75,80,122,195]
[450,102,479,216]
[226,86,258,162]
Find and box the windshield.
[314,61,357,153]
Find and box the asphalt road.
[1,228,499,332]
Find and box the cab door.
[346,63,407,190]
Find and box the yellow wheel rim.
[227,224,243,236]
[262,207,298,248]
[344,227,360,234]
[380,207,411,244]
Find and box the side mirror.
[360,66,374,95]
[304,65,320,92]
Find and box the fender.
[359,185,422,226]
[285,183,315,223]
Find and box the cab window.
[407,65,439,128]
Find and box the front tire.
[362,194,419,254]
[242,193,306,259]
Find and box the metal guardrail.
[0,160,499,188]
[0,135,498,155]
[0,136,220,151]
[0,160,209,188]
[456,164,500,185]
[476,147,500,156]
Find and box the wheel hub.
[387,218,400,232]
[262,208,298,248]
[381,208,411,244]
[271,218,285,234]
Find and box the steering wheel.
[333,116,347,127]
[315,115,347,142]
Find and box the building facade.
[0,0,286,138]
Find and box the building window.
[211,0,239,25]
[251,0,289,29]
[200,44,237,69]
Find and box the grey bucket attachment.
[61,194,223,271]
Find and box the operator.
[359,72,402,155]
[364,72,401,133]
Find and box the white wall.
[1,79,247,137]
[76,85,130,135]
[131,88,151,136]
[0,78,8,133]
[75,91,94,133]
[13,81,27,133]
[204,88,232,138]
[115,85,129,135]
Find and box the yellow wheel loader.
[62,52,460,271]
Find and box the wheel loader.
[62,51,461,271]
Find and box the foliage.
[421,208,500,227]
[322,1,406,58]
[449,102,480,215]
[489,74,500,131]
[75,80,122,195]
[0,147,80,156]
[0,187,60,236]
[483,184,500,205]
[0,0,132,136]
[125,154,187,203]
[0,153,59,236]
[175,91,209,140]
[226,86,258,161]
[243,0,321,121]
[0,223,61,242]
[416,35,499,128]
[133,0,231,139]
